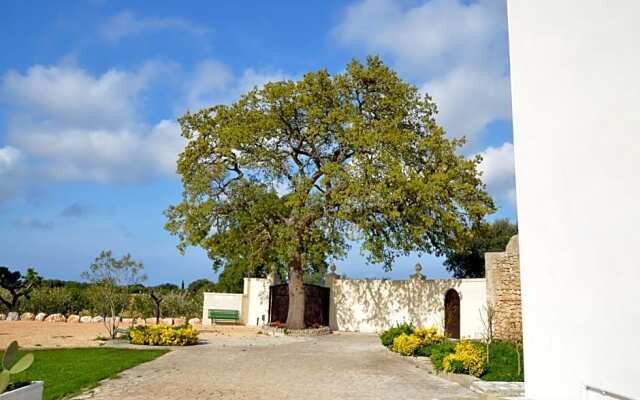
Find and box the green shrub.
[129,325,199,346]
[161,291,201,319]
[380,323,415,348]
[21,287,75,315]
[429,341,456,371]
[443,341,487,377]
[391,333,421,356]
[415,344,434,357]
[125,294,155,318]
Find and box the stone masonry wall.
[485,235,523,341]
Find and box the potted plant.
[0,341,42,400]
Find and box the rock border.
[260,325,332,337]
[0,313,202,326]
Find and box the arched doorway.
[444,289,460,339]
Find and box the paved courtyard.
[74,332,482,400]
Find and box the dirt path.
[0,321,260,349]
[73,333,481,400]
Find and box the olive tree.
[0,267,40,312]
[82,251,146,338]
[166,57,495,328]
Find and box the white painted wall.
[508,1,640,399]
[330,278,486,337]
[201,292,243,326]
[243,278,270,326]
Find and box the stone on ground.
[67,315,81,323]
[45,313,66,322]
[20,312,35,320]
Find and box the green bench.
[208,309,240,324]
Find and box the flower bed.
[129,324,199,346]
[379,323,522,381]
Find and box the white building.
[508,1,640,399]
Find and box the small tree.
[149,291,163,324]
[82,251,146,338]
[479,304,496,363]
[0,267,41,312]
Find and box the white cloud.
[424,66,511,142]
[100,11,208,43]
[0,146,23,200]
[2,62,169,129]
[186,59,234,109]
[477,142,516,207]
[0,146,20,173]
[0,59,289,197]
[1,64,184,185]
[185,59,292,110]
[335,0,510,141]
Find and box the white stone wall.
[201,292,243,326]
[243,278,270,326]
[329,277,487,337]
[508,1,640,399]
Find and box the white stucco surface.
[508,1,640,399]
[201,292,243,326]
[243,278,270,326]
[330,278,486,337]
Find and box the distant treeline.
[0,276,238,318]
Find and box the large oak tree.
[166,57,495,328]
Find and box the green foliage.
[483,341,524,382]
[0,267,41,312]
[187,279,216,293]
[21,287,75,315]
[429,341,456,371]
[379,323,415,348]
[443,341,487,377]
[82,251,146,339]
[0,341,34,393]
[444,219,517,278]
[129,325,199,346]
[150,283,179,292]
[415,344,434,357]
[124,294,155,319]
[165,56,495,327]
[391,333,422,356]
[160,291,201,319]
[4,347,166,400]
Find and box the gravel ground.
[0,321,260,349]
[73,332,482,400]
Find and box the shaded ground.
[0,321,260,349]
[73,333,481,400]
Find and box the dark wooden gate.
[444,288,461,339]
[269,283,330,327]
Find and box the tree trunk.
[286,261,305,329]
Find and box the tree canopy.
[166,56,495,327]
[443,219,518,278]
[0,266,41,312]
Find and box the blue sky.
[0,0,516,285]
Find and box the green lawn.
[4,347,168,400]
[483,341,524,382]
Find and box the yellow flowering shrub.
[443,341,487,377]
[130,325,199,346]
[391,333,421,356]
[414,326,444,346]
